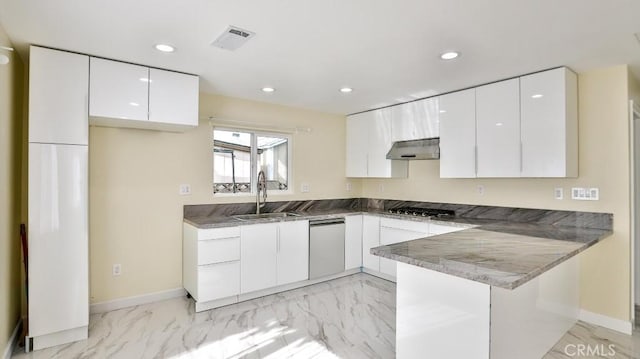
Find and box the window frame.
[213,126,293,197]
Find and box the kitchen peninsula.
[371,220,612,359]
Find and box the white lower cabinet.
[198,262,240,301]
[276,220,310,286]
[379,219,429,278]
[240,221,310,294]
[240,223,278,293]
[183,224,241,303]
[345,215,363,270]
[362,215,381,272]
[429,222,465,236]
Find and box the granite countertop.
[370,224,612,290]
[184,207,612,290]
[183,208,364,228]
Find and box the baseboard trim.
[3,318,22,359]
[90,288,186,314]
[578,309,633,335]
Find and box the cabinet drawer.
[429,223,464,236]
[198,226,240,240]
[198,237,240,265]
[197,261,240,302]
[380,218,429,233]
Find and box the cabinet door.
[476,79,521,177]
[413,97,440,139]
[29,143,88,337]
[520,68,578,177]
[345,215,363,270]
[368,110,407,177]
[391,98,439,142]
[240,223,277,293]
[439,89,476,178]
[148,68,199,127]
[428,223,465,236]
[89,58,149,122]
[277,220,309,286]
[362,215,380,271]
[346,113,369,177]
[390,103,412,142]
[29,46,89,145]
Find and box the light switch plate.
[554,188,563,200]
[179,184,191,195]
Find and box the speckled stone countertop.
[183,209,364,228]
[370,224,612,290]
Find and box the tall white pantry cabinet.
[27,46,90,350]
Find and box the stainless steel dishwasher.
[309,218,345,279]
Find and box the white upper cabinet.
[368,110,397,177]
[346,112,369,177]
[390,98,440,142]
[89,58,149,122]
[346,111,407,178]
[29,46,89,145]
[148,68,199,127]
[89,57,198,132]
[439,89,476,178]
[476,78,521,177]
[520,68,578,177]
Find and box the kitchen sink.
[232,212,301,221]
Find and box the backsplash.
[184,198,362,219]
[184,198,613,230]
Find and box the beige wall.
[360,65,633,321]
[0,27,24,354]
[89,93,359,303]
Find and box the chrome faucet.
[256,170,267,214]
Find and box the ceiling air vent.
[211,26,255,51]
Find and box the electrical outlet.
[346,182,352,192]
[379,183,385,193]
[571,187,599,201]
[554,188,563,200]
[179,184,191,195]
[301,183,310,193]
[477,185,485,196]
[112,264,122,276]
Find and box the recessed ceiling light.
[262,87,275,93]
[440,51,459,60]
[139,77,151,83]
[340,87,353,93]
[129,102,140,107]
[531,94,544,99]
[155,44,175,53]
[495,122,504,127]
[439,110,447,113]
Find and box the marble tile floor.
[13,273,396,359]
[12,273,640,358]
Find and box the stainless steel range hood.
[386,138,440,160]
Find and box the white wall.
[89,93,360,303]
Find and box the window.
[213,129,291,194]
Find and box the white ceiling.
[1,0,639,115]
